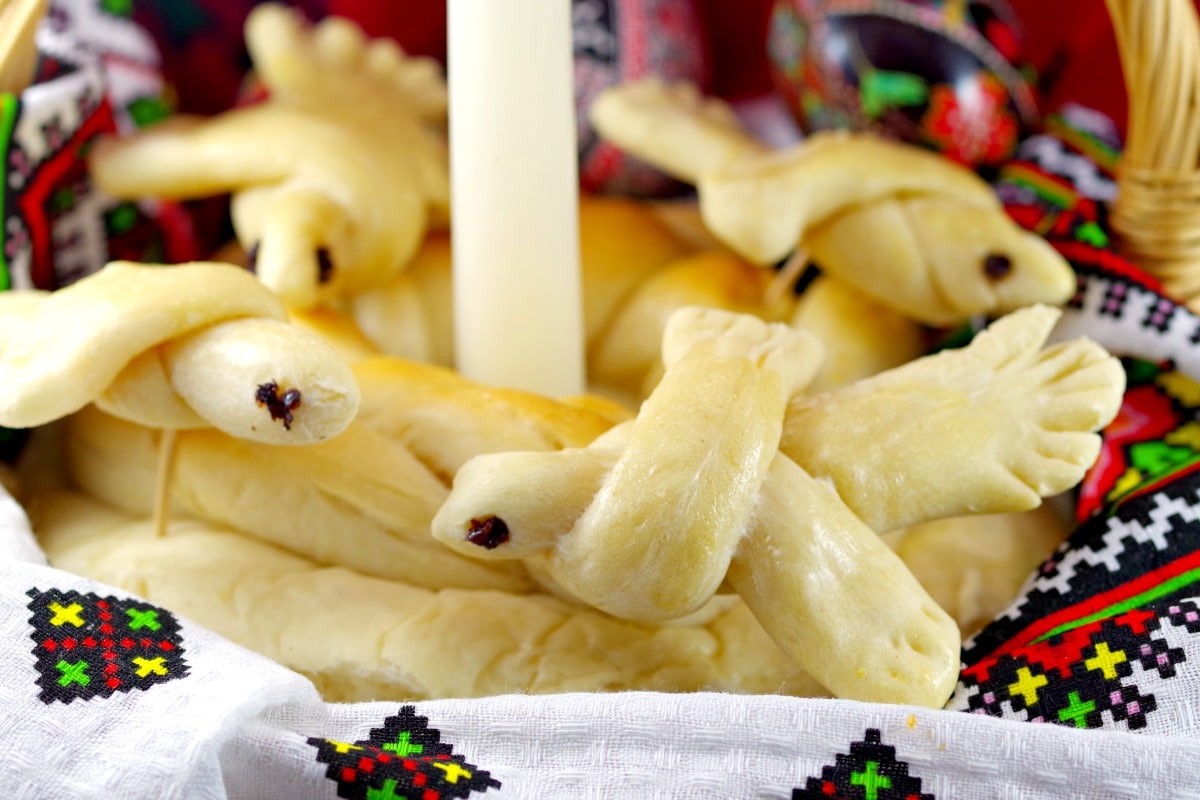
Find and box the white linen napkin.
[1,488,1198,800]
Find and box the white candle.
[448,0,586,397]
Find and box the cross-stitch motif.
[26,588,188,704]
[0,62,115,291]
[791,728,935,800]
[941,105,1200,734]
[954,601,1200,729]
[309,706,501,800]
[947,470,1200,730]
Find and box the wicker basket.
[1107,0,1200,305]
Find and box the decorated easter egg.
[574,0,712,196]
[767,0,1039,169]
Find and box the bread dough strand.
[0,261,360,445]
[89,4,449,309]
[728,453,960,708]
[590,78,1075,325]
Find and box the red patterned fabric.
[131,0,1165,134]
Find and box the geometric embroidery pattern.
[0,0,192,299]
[949,469,1200,731]
[2,70,118,291]
[791,728,935,800]
[26,588,188,704]
[957,604,1197,729]
[308,706,501,800]
[1143,296,1177,333]
[906,88,1200,737]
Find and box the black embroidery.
[793,729,935,800]
[27,588,188,704]
[309,706,501,799]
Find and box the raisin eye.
[983,253,1013,281]
[316,248,334,284]
[466,516,510,549]
[255,381,303,431]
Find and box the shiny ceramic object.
[768,0,1039,169]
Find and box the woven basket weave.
[1107,0,1200,304]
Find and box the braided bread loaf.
[32,490,821,702]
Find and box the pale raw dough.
[0,261,359,445]
[89,4,449,310]
[62,352,631,590]
[591,77,1076,326]
[65,405,528,593]
[883,506,1070,639]
[432,305,1122,706]
[783,305,1126,532]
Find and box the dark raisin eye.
[983,253,1013,281]
[255,381,303,431]
[316,248,334,284]
[281,389,303,409]
[466,516,510,549]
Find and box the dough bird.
[590,78,1077,327]
[432,305,1124,707]
[88,3,449,310]
[0,260,359,445]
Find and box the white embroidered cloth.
[2,490,1199,800]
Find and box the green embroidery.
[99,0,134,17]
[126,608,161,631]
[126,97,173,129]
[0,92,19,291]
[56,660,90,687]
[1057,691,1097,728]
[1128,441,1198,476]
[364,778,404,800]
[850,760,892,800]
[105,202,139,236]
[1034,566,1200,643]
[382,730,423,757]
[1075,221,1108,248]
[1124,358,1162,385]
